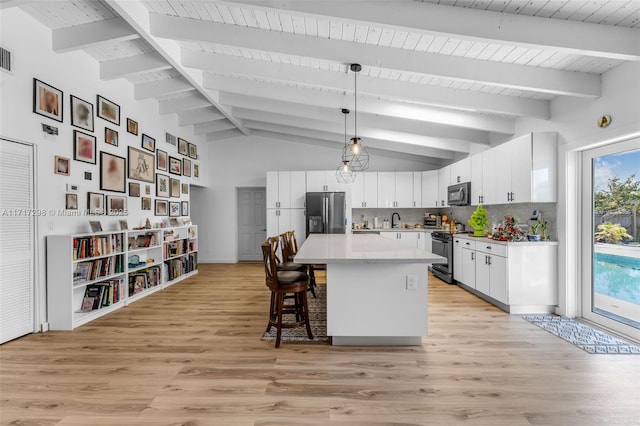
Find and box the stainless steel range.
[430,231,456,284]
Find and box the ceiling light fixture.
[343,63,369,171]
[336,108,356,184]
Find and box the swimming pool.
[594,253,640,305]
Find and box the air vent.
[0,46,12,74]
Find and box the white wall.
[515,61,640,317]
[0,8,207,330]
[191,134,435,262]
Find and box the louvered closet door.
[0,139,35,344]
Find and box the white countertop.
[453,233,559,246]
[295,234,446,264]
[352,228,439,233]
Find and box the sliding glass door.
[582,138,640,340]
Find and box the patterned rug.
[523,315,640,354]
[261,284,328,343]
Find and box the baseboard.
[198,258,237,263]
[40,322,49,333]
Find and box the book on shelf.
[164,253,198,282]
[128,266,161,296]
[164,239,188,258]
[73,256,124,284]
[82,280,121,312]
[128,232,160,250]
[73,234,123,260]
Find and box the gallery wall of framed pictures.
[31,75,204,229]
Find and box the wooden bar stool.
[267,236,306,273]
[284,231,317,298]
[262,241,313,348]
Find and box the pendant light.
[336,108,356,184]
[343,63,369,171]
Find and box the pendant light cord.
[354,69,358,140]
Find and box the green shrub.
[595,222,631,244]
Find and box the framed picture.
[165,132,177,146]
[141,197,152,211]
[141,134,155,152]
[127,118,138,135]
[70,95,93,131]
[169,201,181,217]
[169,156,181,175]
[89,220,103,232]
[100,152,126,193]
[188,143,198,159]
[145,185,151,195]
[97,95,120,125]
[156,173,170,198]
[182,158,191,177]
[170,178,180,198]
[119,220,128,230]
[128,147,154,183]
[156,149,167,171]
[84,171,92,181]
[65,193,78,210]
[54,155,70,176]
[181,183,189,194]
[105,127,118,146]
[129,182,140,197]
[178,138,188,156]
[106,195,127,215]
[155,199,168,216]
[181,201,189,216]
[87,192,104,215]
[194,164,199,178]
[73,130,97,164]
[33,78,63,122]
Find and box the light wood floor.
[1,264,638,426]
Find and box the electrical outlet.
[406,275,418,290]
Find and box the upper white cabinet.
[481,150,498,205]
[421,170,439,208]
[377,172,414,208]
[449,158,471,184]
[470,154,483,206]
[491,132,557,204]
[266,171,306,209]
[352,172,378,209]
[412,172,422,208]
[306,171,348,193]
[437,166,450,207]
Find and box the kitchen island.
[295,234,445,346]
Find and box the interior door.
[581,138,640,340]
[0,139,35,343]
[237,188,266,261]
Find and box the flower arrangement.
[468,205,489,236]
[490,215,526,242]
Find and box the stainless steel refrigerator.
[305,192,346,237]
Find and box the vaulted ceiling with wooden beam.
[10,0,640,164]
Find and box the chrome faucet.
[391,212,401,229]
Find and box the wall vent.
[0,46,12,74]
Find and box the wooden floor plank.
[1,263,638,426]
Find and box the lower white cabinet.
[455,236,557,313]
[417,231,432,252]
[267,209,306,245]
[380,231,419,248]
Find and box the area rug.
[523,315,640,354]
[261,285,329,343]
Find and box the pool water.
[594,253,640,305]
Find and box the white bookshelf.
[47,225,198,330]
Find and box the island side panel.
[326,263,428,342]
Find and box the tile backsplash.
[353,202,557,239]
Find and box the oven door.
[430,239,450,271]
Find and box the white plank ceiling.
[12,0,640,163]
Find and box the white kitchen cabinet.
[266,171,306,209]
[421,170,439,208]
[377,173,395,208]
[449,158,470,184]
[395,172,414,208]
[461,247,476,288]
[470,154,484,206]
[290,208,306,246]
[476,243,508,305]
[423,231,433,253]
[266,208,291,239]
[306,171,327,192]
[437,166,450,207]
[352,172,378,209]
[381,231,419,248]
[453,237,463,283]
[481,150,497,205]
[412,172,422,208]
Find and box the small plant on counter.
[468,205,489,237]
[528,221,543,241]
[491,215,526,242]
[595,222,631,244]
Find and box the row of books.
[128,232,160,250]
[165,253,198,282]
[80,280,122,312]
[73,256,124,284]
[73,234,123,260]
[128,266,161,297]
[164,239,188,259]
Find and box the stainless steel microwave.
[447,182,471,206]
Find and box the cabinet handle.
[486,246,492,250]
[455,240,459,244]
[487,256,492,266]
[485,255,489,265]
[510,192,515,202]
[471,252,474,260]
[465,242,470,246]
